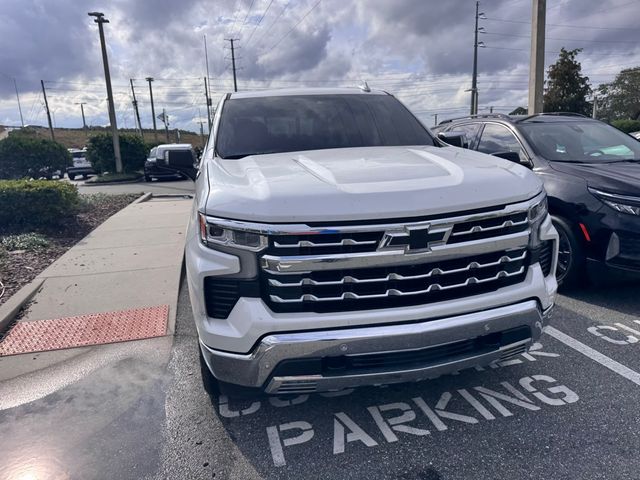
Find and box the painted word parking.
[266,374,578,467]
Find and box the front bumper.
[200,300,550,394]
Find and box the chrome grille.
[262,248,529,313]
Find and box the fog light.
[605,232,620,261]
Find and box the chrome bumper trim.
[199,300,548,393]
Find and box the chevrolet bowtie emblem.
[378,224,452,253]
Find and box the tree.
[509,107,528,116]
[543,48,592,116]
[86,133,147,174]
[596,67,640,121]
[0,135,70,179]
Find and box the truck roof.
[229,87,389,99]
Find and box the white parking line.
[546,326,640,387]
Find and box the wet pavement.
[1,280,640,479]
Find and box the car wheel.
[82,174,88,179]
[68,173,75,181]
[552,216,585,288]
[144,175,152,182]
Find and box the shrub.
[86,133,147,174]
[0,180,80,227]
[611,119,640,134]
[1,233,49,251]
[0,136,71,179]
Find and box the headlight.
[589,188,640,216]
[198,213,268,251]
[528,194,548,248]
[528,194,548,224]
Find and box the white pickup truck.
[164,88,558,396]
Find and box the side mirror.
[438,132,466,148]
[491,151,532,168]
[158,150,199,181]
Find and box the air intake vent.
[539,240,553,277]
[203,277,260,319]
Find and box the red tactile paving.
[0,305,169,356]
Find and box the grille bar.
[451,217,528,237]
[269,266,525,303]
[274,238,378,248]
[269,251,527,287]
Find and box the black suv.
[435,113,640,286]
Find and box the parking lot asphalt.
[1,280,640,480]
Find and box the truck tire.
[145,174,152,182]
[552,216,585,288]
[68,173,75,181]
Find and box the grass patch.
[1,233,50,252]
[85,172,143,184]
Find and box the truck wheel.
[144,175,152,182]
[68,173,75,181]
[552,216,585,288]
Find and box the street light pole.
[470,2,485,115]
[146,77,158,142]
[528,0,546,114]
[88,11,123,173]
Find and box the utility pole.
[225,38,239,92]
[13,78,24,127]
[130,79,143,138]
[592,96,598,119]
[204,35,213,130]
[198,107,206,147]
[204,76,212,133]
[41,80,55,140]
[470,2,486,115]
[75,102,88,136]
[89,12,123,173]
[489,106,494,113]
[432,113,438,126]
[146,77,158,142]
[161,109,169,142]
[528,0,546,114]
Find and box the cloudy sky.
[1,0,639,132]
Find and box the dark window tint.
[518,121,640,162]
[477,123,525,161]
[72,152,85,159]
[216,94,435,159]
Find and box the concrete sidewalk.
[16,195,192,334]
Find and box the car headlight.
[528,194,548,248]
[198,213,268,251]
[528,194,548,224]
[589,188,640,216]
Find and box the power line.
[244,0,275,48]
[264,0,322,55]
[484,17,637,31]
[484,31,640,44]
[252,1,290,50]
[236,0,257,38]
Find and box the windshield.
[216,94,436,159]
[519,121,640,163]
[72,151,85,159]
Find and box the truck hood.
[549,161,640,196]
[205,146,542,222]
